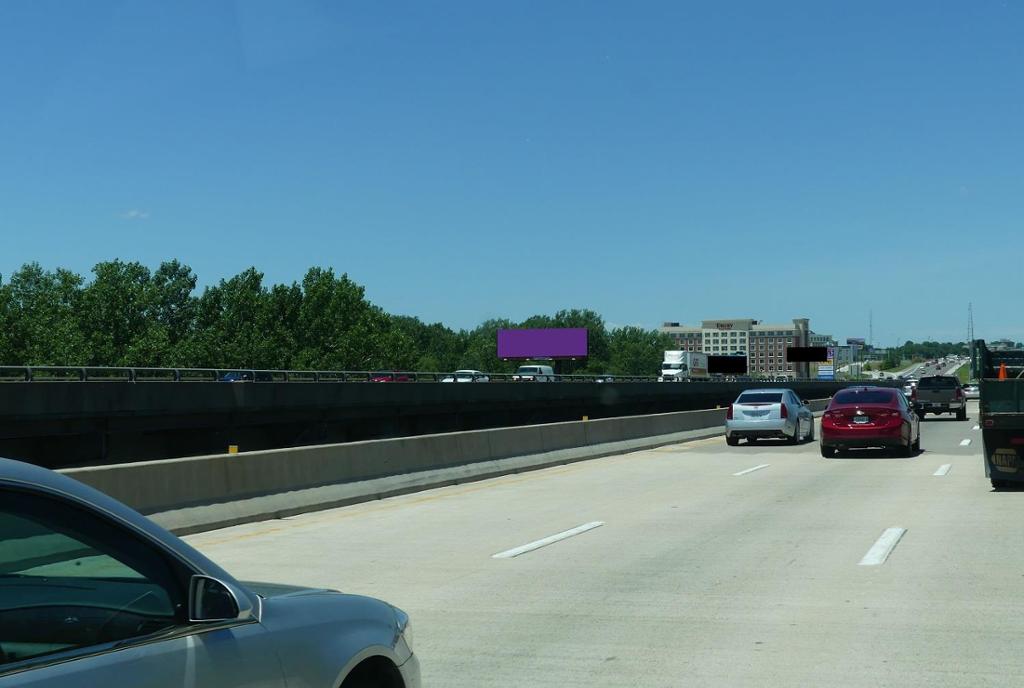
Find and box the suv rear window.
[918,377,958,388]
[737,393,783,403]
[833,389,895,405]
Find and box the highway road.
[867,357,967,381]
[186,401,1007,687]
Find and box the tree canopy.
[0,261,674,375]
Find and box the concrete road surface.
[187,402,1008,687]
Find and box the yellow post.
[228,444,238,454]
[582,415,589,421]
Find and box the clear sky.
[1,1,1020,344]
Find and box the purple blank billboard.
[497,328,589,360]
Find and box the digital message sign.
[496,328,589,360]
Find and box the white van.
[512,364,555,382]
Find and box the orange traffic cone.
[999,362,1008,380]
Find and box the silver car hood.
[242,580,338,599]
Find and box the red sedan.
[369,371,413,382]
[820,386,921,458]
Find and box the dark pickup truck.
[911,375,967,420]
[973,340,1024,489]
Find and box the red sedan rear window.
[833,390,895,405]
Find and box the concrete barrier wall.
[63,400,830,534]
[5,379,895,468]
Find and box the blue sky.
[1,1,1020,344]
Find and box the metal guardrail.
[0,365,846,384]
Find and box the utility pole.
[967,302,975,379]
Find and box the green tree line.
[880,340,974,370]
[0,261,675,375]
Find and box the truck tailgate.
[918,389,955,404]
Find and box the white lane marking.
[733,463,771,476]
[492,521,604,559]
[858,527,907,566]
[973,425,980,431]
[960,439,972,446]
[934,464,952,476]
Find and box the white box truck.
[659,351,710,382]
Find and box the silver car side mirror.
[189,575,254,623]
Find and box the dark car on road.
[911,375,967,420]
[218,371,253,382]
[821,386,921,457]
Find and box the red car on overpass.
[369,371,413,382]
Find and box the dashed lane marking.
[492,521,605,559]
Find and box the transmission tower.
[869,310,873,347]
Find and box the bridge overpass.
[0,376,895,468]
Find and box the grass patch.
[957,362,970,383]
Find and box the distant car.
[962,383,980,400]
[370,371,413,382]
[512,365,555,382]
[0,458,420,687]
[440,369,489,383]
[725,388,815,446]
[820,386,920,457]
[218,371,253,382]
[594,374,616,383]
